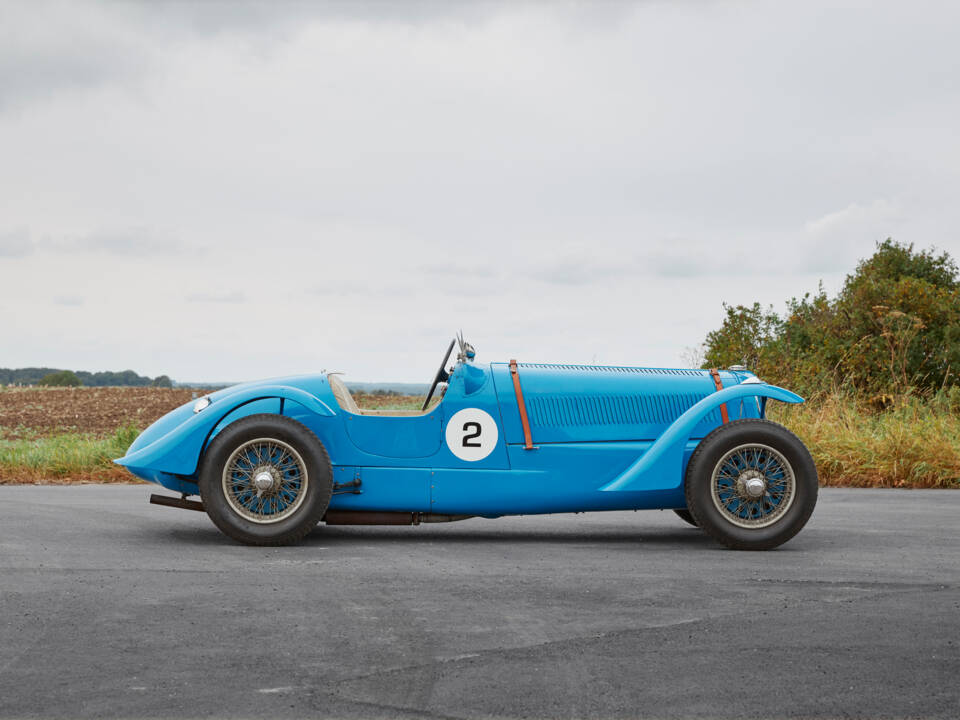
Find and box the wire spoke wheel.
[710,442,795,529]
[221,437,309,524]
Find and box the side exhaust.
[149,493,205,512]
[323,511,473,526]
[148,494,472,526]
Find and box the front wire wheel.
[199,414,332,546]
[685,419,817,550]
[710,443,796,529]
[222,438,309,524]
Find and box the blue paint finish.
[123,467,198,496]
[490,363,738,444]
[328,466,432,512]
[116,381,335,477]
[430,441,691,515]
[600,384,803,493]
[117,349,805,521]
[344,411,442,458]
[209,398,281,441]
[431,361,511,470]
[459,362,489,395]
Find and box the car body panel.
[116,382,335,478]
[344,412,443,458]
[490,362,735,445]
[330,466,432,512]
[429,441,694,515]
[117,355,804,517]
[600,383,804,493]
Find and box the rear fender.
[600,384,803,492]
[115,385,335,476]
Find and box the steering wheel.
[421,339,456,411]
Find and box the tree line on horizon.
[0,367,173,388]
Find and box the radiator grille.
[518,363,705,377]
[527,393,713,428]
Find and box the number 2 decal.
[462,422,482,447]
[446,408,498,461]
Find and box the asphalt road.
[0,486,957,719]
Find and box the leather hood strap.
[709,368,730,424]
[509,359,535,450]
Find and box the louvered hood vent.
[518,363,705,376]
[492,363,735,444]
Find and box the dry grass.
[771,394,960,488]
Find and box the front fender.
[600,383,803,493]
[115,384,336,476]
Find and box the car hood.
[490,362,752,443]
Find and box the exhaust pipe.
[148,495,472,526]
[149,493,205,512]
[323,511,473,526]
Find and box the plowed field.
[0,386,421,438]
[0,387,208,438]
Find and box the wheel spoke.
[221,438,309,524]
[710,442,795,529]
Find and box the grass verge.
[0,425,142,485]
[772,395,960,488]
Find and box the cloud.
[186,291,246,304]
[0,1,495,113]
[53,295,84,306]
[801,199,904,273]
[529,251,642,286]
[420,262,499,279]
[47,227,191,257]
[0,2,151,111]
[805,199,903,237]
[0,228,33,258]
[310,282,418,299]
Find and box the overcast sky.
[2,0,959,383]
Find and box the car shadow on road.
[158,523,718,548]
[312,527,718,547]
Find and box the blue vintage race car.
[117,336,818,549]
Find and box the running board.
[149,493,205,512]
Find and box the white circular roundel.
[445,408,499,462]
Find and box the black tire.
[198,414,332,546]
[684,419,817,550]
[673,508,699,527]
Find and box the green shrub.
[703,240,960,398]
[38,370,81,387]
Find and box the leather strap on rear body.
[509,359,535,449]
[710,368,730,424]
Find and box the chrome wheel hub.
[253,469,277,496]
[739,471,767,498]
[710,443,796,529]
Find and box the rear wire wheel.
[685,419,818,550]
[673,509,699,527]
[199,414,332,545]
